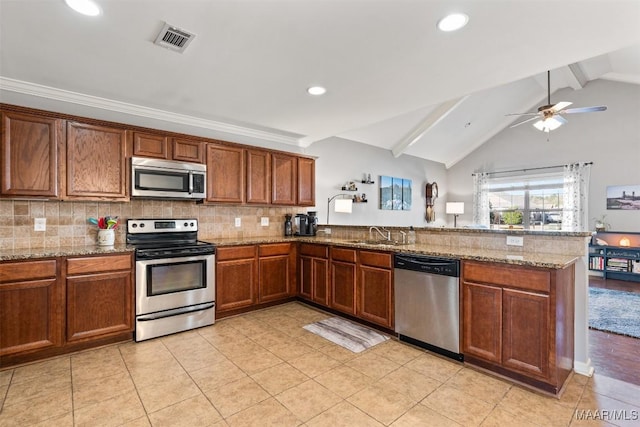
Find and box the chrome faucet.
[369,226,391,241]
[398,230,407,244]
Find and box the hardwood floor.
[588,275,640,385]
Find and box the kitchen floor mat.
[303,317,390,353]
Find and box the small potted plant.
[593,215,610,232]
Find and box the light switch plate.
[34,218,46,231]
[506,235,523,246]
[235,217,241,227]
[261,217,269,226]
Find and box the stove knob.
[132,223,137,228]
[190,222,195,227]
[140,223,145,228]
[184,222,189,227]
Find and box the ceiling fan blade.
[509,116,539,128]
[504,112,540,117]
[551,101,572,112]
[555,115,568,125]
[561,105,608,114]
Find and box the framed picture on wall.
[607,185,640,210]
[379,176,412,210]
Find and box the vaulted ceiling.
[1,0,639,167]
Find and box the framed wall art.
[607,185,640,210]
[380,176,412,210]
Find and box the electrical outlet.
[323,227,332,235]
[506,235,524,246]
[260,217,269,226]
[34,218,46,231]
[234,217,241,227]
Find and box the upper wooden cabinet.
[297,157,315,206]
[246,149,271,204]
[132,132,204,163]
[206,143,245,203]
[65,121,128,200]
[172,137,205,163]
[272,153,297,205]
[1,111,61,198]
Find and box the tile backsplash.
[0,200,308,250]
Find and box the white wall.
[447,79,640,232]
[303,137,448,227]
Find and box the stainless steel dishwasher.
[394,254,462,361]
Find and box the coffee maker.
[294,212,317,236]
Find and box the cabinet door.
[259,255,290,302]
[462,282,502,363]
[357,265,393,328]
[216,258,256,312]
[66,121,127,200]
[312,258,329,306]
[246,149,271,204]
[272,153,296,205]
[132,131,170,159]
[66,270,133,343]
[1,111,61,197]
[297,157,315,206]
[206,143,245,203]
[172,138,204,163]
[299,256,313,300]
[331,261,356,315]
[502,288,550,380]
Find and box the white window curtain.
[562,163,591,231]
[472,172,490,227]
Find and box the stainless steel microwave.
[131,157,206,199]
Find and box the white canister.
[97,229,115,246]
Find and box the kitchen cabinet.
[65,121,128,200]
[299,243,329,305]
[246,149,271,204]
[65,254,134,343]
[462,260,574,394]
[216,245,257,314]
[330,247,357,315]
[1,111,62,198]
[258,243,296,302]
[272,152,297,205]
[171,137,204,163]
[132,132,205,163]
[0,259,63,358]
[297,157,315,206]
[206,142,245,203]
[357,251,393,329]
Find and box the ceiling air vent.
[154,23,195,53]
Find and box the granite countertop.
[0,244,134,261]
[207,236,578,269]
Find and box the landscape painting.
[380,176,412,210]
[607,185,640,210]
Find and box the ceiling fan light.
[437,13,469,32]
[307,86,327,96]
[533,117,563,132]
[65,0,101,16]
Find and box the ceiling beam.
[564,63,588,90]
[391,96,467,158]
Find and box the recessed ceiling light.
[437,13,469,32]
[307,86,327,96]
[65,0,101,16]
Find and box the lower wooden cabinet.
[258,243,296,303]
[357,251,393,329]
[299,244,329,306]
[65,254,134,343]
[216,245,257,313]
[330,247,357,315]
[462,260,574,394]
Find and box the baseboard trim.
[574,358,595,377]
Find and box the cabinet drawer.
[216,245,256,261]
[67,254,132,275]
[0,260,57,283]
[359,251,392,269]
[300,243,328,258]
[463,261,550,293]
[331,247,356,263]
[259,243,292,257]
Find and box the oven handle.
[137,302,215,321]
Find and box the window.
[488,173,564,230]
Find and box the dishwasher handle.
[394,254,459,277]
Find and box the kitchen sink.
[346,239,408,246]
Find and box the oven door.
[136,254,214,315]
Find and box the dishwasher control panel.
[394,254,459,277]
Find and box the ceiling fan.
[507,70,607,132]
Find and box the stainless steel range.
[127,218,215,342]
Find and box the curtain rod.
[471,161,593,176]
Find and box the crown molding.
[0,77,303,146]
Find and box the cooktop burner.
[126,218,215,259]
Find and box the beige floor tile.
[390,404,462,427]
[405,353,463,383]
[445,368,512,404]
[376,366,441,402]
[148,394,222,426]
[271,321,309,338]
[225,397,301,427]
[267,340,315,361]
[288,351,341,378]
[137,372,202,413]
[216,339,265,360]
[9,356,69,384]
[347,382,417,425]
[227,348,283,375]
[73,389,145,427]
[205,376,270,418]
[0,369,13,386]
[480,407,539,427]
[189,359,247,392]
[72,371,136,409]
[307,401,384,427]
[32,411,74,427]
[4,373,71,406]
[317,342,361,362]
[275,379,342,422]
[127,358,189,389]
[588,374,640,407]
[71,347,128,383]
[559,374,589,409]
[0,390,72,426]
[220,316,272,336]
[422,384,495,426]
[120,416,152,427]
[497,386,577,427]
[251,363,309,395]
[314,365,374,398]
[346,352,401,380]
[296,330,337,348]
[250,329,292,348]
[118,338,168,359]
[172,345,229,373]
[369,340,425,366]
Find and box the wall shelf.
[589,231,640,283]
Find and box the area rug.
[589,287,640,339]
[303,317,389,353]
